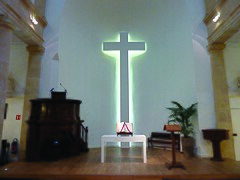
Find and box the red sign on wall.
[16,115,21,120]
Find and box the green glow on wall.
[102,37,121,123]
[102,33,146,127]
[128,34,147,124]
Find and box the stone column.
[208,43,235,159]
[0,19,13,142]
[19,45,44,160]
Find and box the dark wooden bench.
[148,132,181,151]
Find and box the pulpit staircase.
[79,120,89,152]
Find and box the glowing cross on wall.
[103,32,145,123]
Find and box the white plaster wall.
[224,43,240,96]
[39,0,66,98]
[229,96,240,161]
[7,43,28,97]
[224,42,240,160]
[187,0,216,157]
[58,0,198,147]
[2,97,23,143]
[3,42,27,144]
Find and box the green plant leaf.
[166,101,197,137]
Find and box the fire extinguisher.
[10,138,18,154]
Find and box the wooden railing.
[80,122,88,144]
[79,120,89,152]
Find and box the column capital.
[0,17,14,31]
[26,45,45,54]
[207,43,226,52]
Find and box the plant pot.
[181,137,195,157]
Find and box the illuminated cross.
[103,32,145,123]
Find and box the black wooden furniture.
[148,132,180,151]
[202,129,229,161]
[26,91,88,161]
[0,139,10,165]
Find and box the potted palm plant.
[166,101,197,157]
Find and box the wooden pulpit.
[163,124,185,169]
[26,93,89,161]
[202,129,229,161]
[51,91,66,100]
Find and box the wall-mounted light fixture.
[213,12,221,23]
[30,13,38,25]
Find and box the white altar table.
[101,135,147,163]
